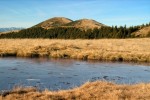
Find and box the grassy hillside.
[34,17,72,29]
[0,17,149,39]
[132,26,150,37]
[33,17,105,30]
[64,19,105,30]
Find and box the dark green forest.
[0,23,150,39]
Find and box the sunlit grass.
[1,81,150,100]
[0,38,150,99]
[0,38,150,62]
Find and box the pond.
[0,58,150,91]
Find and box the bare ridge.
[34,17,73,29]
[34,17,106,30]
[64,19,105,30]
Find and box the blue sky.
[0,0,150,28]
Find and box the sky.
[0,0,150,28]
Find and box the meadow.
[0,38,150,99]
[0,38,150,62]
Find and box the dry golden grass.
[65,19,104,30]
[1,39,150,100]
[1,81,150,100]
[132,26,150,37]
[37,17,72,29]
[0,38,150,62]
[34,17,104,30]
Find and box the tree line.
[0,23,150,39]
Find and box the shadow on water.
[0,57,150,91]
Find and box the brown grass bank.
[1,81,150,100]
[0,38,150,62]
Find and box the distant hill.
[0,17,149,39]
[132,26,150,37]
[34,17,105,30]
[64,19,105,30]
[34,17,73,29]
[0,27,24,32]
[0,30,20,35]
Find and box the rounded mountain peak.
[35,17,72,29]
[65,18,105,30]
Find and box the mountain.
[132,26,150,37]
[34,17,73,29]
[64,19,105,30]
[0,27,24,32]
[34,17,105,30]
[1,19,150,39]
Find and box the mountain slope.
[64,19,105,30]
[34,17,106,30]
[34,17,73,29]
[132,26,150,37]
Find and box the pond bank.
[0,39,150,62]
[1,81,150,100]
